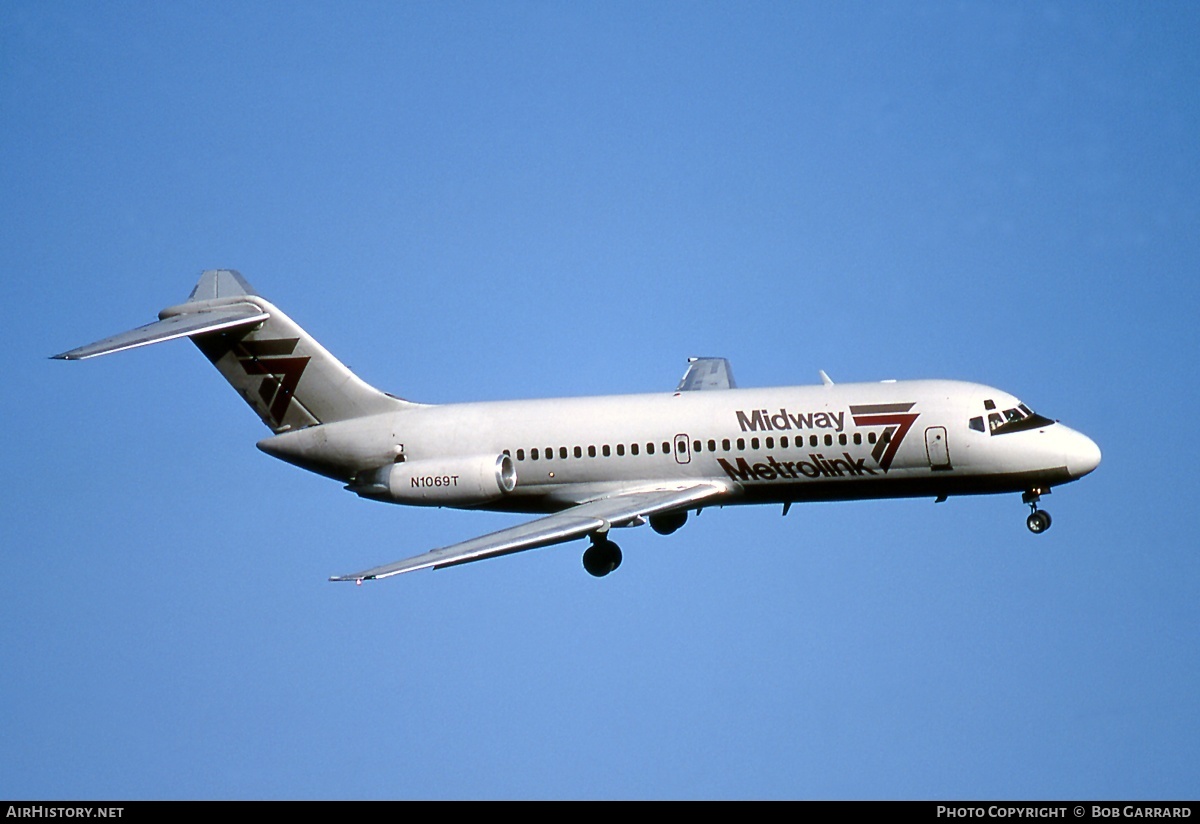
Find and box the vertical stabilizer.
[186,269,258,301]
[55,270,414,433]
[168,270,413,432]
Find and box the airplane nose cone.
[1066,430,1102,479]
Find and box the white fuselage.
[258,378,1101,513]
[56,271,1102,579]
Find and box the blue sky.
[3,1,1198,800]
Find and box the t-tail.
[52,269,412,431]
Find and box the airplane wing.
[676,357,737,391]
[329,481,733,582]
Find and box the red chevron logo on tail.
[233,338,310,427]
[194,334,310,428]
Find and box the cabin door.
[674,433,691,465]
[925,426,952,470]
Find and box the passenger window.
[560,447,567,459]
[853,433,862,445]
[781,436,789,448]
[810,435,818,447]
[737,438,745,450]
[824,434,833,447]
[766,437,774,448]
[662,441,670,454]
[545,447,553,460]
[531,448,539,460]
[751,437,760,449]
[588,445,597,458]
[708,439,716,452]
[722,438,731,451]
[602,445,611,457]
[517,449,525,461]
[868,432,877,444]
[647,443,655,455]
[617,444,625,456]
[693,440,702,453]
[574,446,582,458]
[631,443,639,456]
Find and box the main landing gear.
[582,533,622,577]
[1023,488,1052,534]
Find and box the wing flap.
[52,304,269,360]
[330,481,732,582]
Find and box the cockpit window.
[989,402,1055,435]
[969,416,986,432]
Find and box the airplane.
[54,270,1101,582]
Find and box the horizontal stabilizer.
[52,304,269,360]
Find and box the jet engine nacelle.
[357,454,517,507]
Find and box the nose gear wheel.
[1023,489,1052,534]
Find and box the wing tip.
[330,570,384,583]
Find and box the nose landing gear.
[1023,488,1052,534]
